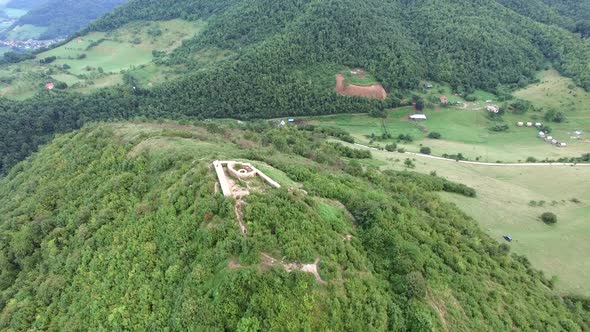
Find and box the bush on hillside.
[541,212,558,225]
[420,147,431,155]
[398,134,413,143]
[489,124,509,132]
[385,143,397,152]
[427,132,441,139]
[544,109,566,123]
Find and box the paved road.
[353,144,590,167]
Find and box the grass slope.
[305,72,590,162]
[345,143,590,296]
[0,19,205,99]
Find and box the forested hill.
[6,0,128,39]
[0,122,588,330]
[3,0,590,174]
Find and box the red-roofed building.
[440,96,448,104]
[45,82,55,90]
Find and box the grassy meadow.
[340,69,378,86]
[342,143,590,296]
[305,72,590,162]
[0,19,206,98]
[6,24,46,40]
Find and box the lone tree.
[420,146,431,155]
[541,212,557,225]
[428,132,441,139]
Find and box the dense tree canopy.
[0,122,588,330]
[3,0,590,174]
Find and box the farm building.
[517,122,524,127]
[486,105,499,113]
[410,114,427,121]
[440,96,448,104]
[526,122,533,127]
[45,82,54,90]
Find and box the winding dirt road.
[353,143,590,167]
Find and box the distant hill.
[5,0,47,10]
[2,0,590,173]
[5,0,128,39]
[0,122,588,330]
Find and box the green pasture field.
[0,19,206,98]
[7,24,45,40]
[340,69,378,86]
[305,72,590,162]
[342,142,590,296]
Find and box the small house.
[423,82,433,89]
[280,120,286,126]
[535,123,542,128]
[440,96,448,104]
[575,131,582,135]
[545,136,553,141]
[539,131,546,138]
[517,122,524,127]
[45,82,54,90]
[559,142,567,147]
[526,122,533,127]
[410,114,427,121]
[551,139,558,145]
[288,118,295,123]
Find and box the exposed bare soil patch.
[335,74,387,100]
[261,253,324,284]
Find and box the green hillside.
[1,0,590,175]
[0,122,588,330]
[3,0,128,39]
[0,19,205,99]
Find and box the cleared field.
[346,143,590,296]
[306,74,590,162]
[7,24,46,40]
[0,19,206,98]
[3,7,26,18]
[339,68,378,86]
